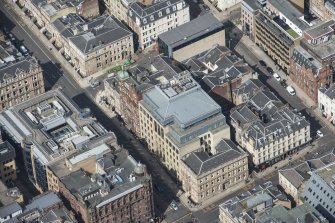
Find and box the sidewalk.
[6,0,119,89]
[240,37,335,135]
[178,180,247,212]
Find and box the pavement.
[4,2,335,223]
[1,1,183,219]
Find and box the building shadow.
[72,92,178,218]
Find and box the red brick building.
[289,20,335,102]
[58,151,154,223]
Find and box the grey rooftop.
[183,139,247,175]
[66,15,132,54]
[158,13,223,48]
[0,141,15,164]
[142,71,221,128]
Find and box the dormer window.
[150,15,154,21]
[158,11,162,17]
[172,5,176,11]
[143,18,147,24]
[166,8,170,14]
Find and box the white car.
[316,130,324,137]
[286,86,296,95]
[170,202,178,211]
[273,73,281,81]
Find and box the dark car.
[202,4,210,11]
[266,67,274,74]
[259,60,267,67]
[280,80,287,88]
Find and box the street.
[0,1,183,220]
[2,1,335,222]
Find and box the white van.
[286,86,296,95]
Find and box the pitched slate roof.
[0,57,39,81]
[292,46,321,76]
[231,88,309,149]
[183,139,246,175]
[128,0,189,26]
[65,15,132,54]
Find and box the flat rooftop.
[0,89,108,164]
[315,162,335,187]
[142,71,221,128]
[158,13,223,48]
[304,20,335,39]
[267,0,310,31]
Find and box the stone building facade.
[289,20,335,103]
[0,57,45,111]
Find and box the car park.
[286,86,296,95]
[273,73,281,81]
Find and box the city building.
[104,0,138,22]
[310,0,335,20]
[58,150,154,223]
[157,13,225,61]
[0,202,22,223]
[60,15,134,77]
[303,162,335,222]
[230,86,311,169]
[279,149,335,204]
[219,181,291,223]
[0,57,45,112]
[127,0,190,49]
[290,20,335,102]
[218,0,241,11]
[255,0,310,72]
[0,141,17,183]
[257,203,329,223]
[241,0,263,41]
[103,55,185,136]
[180,139,248,204]
[190,46,256,110]
[232,78,264,105]
[8,191,77,223]
[51,13,85,49]
[23,0,99,30]
[319,83,335,124]
[0,181,23,207]
[0,89,111,193]
[139,71,230,178]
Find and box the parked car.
[19,45,28,56]
[280,80,287,88]
[170,202,178,211]
[266,67,274,74]
[90,81,100,88]
[316,130,324,138]
[203,4,210,11]
[273,73,281,81]
[8,33,15,41]
[286,86,296,95]
[259,60,267,67]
